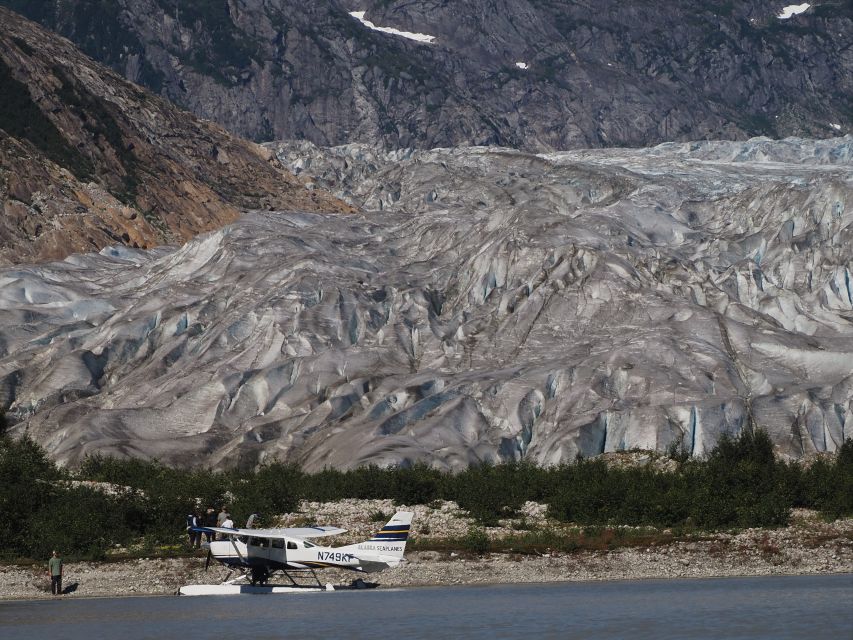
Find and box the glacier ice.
[1,137,852,470]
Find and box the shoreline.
[1,568,851,602]
[3,501,851,600]
[2,541,850,601]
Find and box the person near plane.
[48,550,63,595]
[216,506,228,528]
[221,513,234,529]
[186,512,201,548]
[204,507,217,542]
[246,513,260,528]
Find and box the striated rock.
[1,1,849,150]
[0,7,352,265]
[1,137,851,469]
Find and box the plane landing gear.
[250,566,269,586]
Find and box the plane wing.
[198,526,347,539]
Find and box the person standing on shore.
[48,550,63,596]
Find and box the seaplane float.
[179,511,413,595]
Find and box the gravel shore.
[2,504,850,600]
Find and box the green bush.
[450,462,538,526]
[462,527,490,555]
[798,439,853,519]
[691,430,792,528]
[227,462,302,526]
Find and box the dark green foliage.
[546,461,694,527]
[227,462,301,524]
[0,58,93,180]
[797,439,853,520]
[301,463,442,505]
[450,462,540,526]
[388,463,443,505]
[0,435,60,557]
[692,429,792,528]
[3,432,852,561]
[26,487,146,560]
[462,526,490,554]
[77,454,230,544]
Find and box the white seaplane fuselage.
[179,511,413,595]
[207,531,407,573]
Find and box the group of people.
[186,507,253,547]
[44,509,262,597]
[186,507,222,548]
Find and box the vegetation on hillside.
[0,57,93,179]
[1,430,850,561]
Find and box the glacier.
[1,137,851,470]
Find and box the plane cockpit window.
[272,538,284,549]
[287,541,297,550]
[248,537,258,547]
[303,541,315,548]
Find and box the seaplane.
[179,511,413,595]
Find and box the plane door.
[271,537,287,566]
[246,537,272,565]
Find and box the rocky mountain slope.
[2,137,850,469]
[2,1,849,150]
[0,7,350,265]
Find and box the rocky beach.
[2,501,850,600]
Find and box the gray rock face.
[2,0,850,149]
[2,137,852,469]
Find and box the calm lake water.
[1,574,851,639]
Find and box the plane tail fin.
[367,511,413,559]
[337,511,414,571]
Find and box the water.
[1,575,851,639]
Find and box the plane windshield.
[303,541,315,548]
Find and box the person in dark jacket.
[204,507,217,542]
[186,512,201,548]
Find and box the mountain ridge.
[0,6,352,265]
[2,0,849,150]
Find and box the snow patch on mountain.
[778,4,810,19]
[349,11,436,44]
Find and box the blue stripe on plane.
[381,524,410,531]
